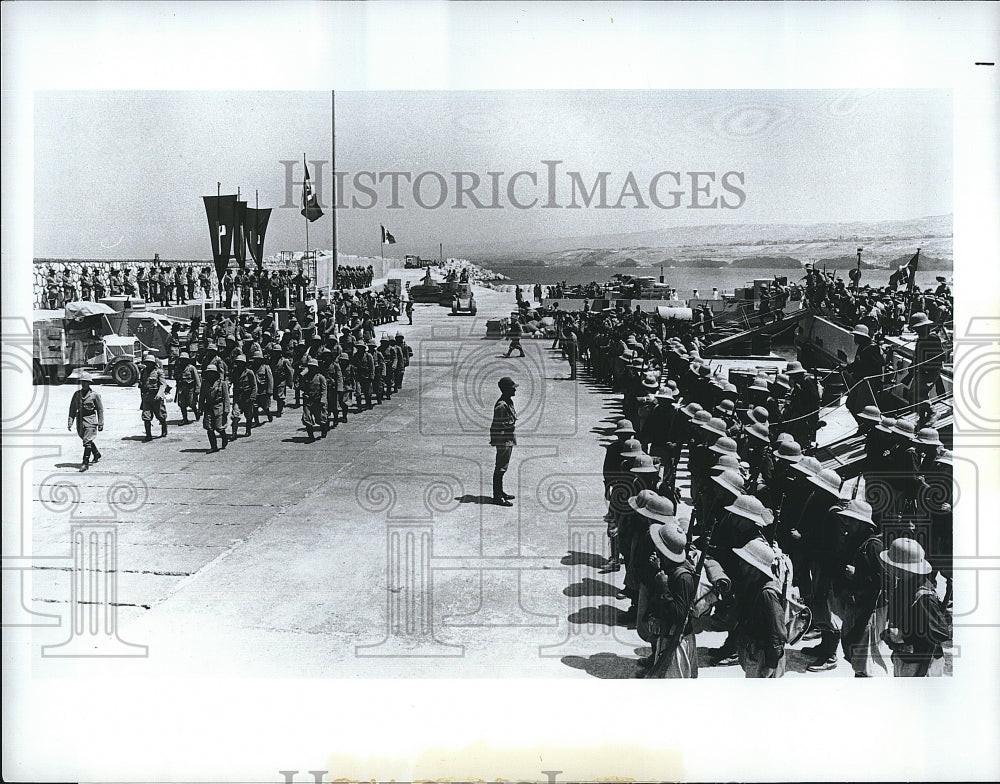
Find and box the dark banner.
[244,207,272,270]
[203,194,238,282]
[233,200,247,270]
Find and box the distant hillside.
[469,214,953,270]
[730,256,803,269]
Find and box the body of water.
[490,264,951,296]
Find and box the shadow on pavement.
[455,494,497,505]
[568,603,622,626]
[561,652,641,679]
[560,550,608,568]
[564,577,619,598]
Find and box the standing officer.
[68,371,104,471]
[138,353,169,441]
[490,376,518,507]
[564,329,579,380]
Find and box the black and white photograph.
[3,3,999,783]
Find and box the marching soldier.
[354,342,375,411]
[880,538,950,676]
[732,538,788,678]
[174,352,201,424]
[231,354,257,438]
[199,363,230,452]
[251,349,274,425]
[300,358,328,442]
[68,371,104,472]
[269,343,294,418]
[138,353,169,441]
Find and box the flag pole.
[237,186,242,319]
[331,90,338,293]
[381,226,384,260]
[303,153,309,255]
[216,181,222,306]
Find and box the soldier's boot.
[267,406,273,423]
[320,423,329,438]
[207,431,219,453]
[180,406,189,424]
[80,445,91,472]
[276,399,284,417]
[91,446,102,464]
[806,631,841,671]
[160,421,168,438]
[219,431,229,450]
[305,426,315,443]
[244,417,252,437]
[231,421,239,439]
[144,422,153,442]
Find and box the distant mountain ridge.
[457,214,953,270]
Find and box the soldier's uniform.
[138,356,169,440]
[252,355,274,424]
[175,355,201,423]
[270,347,294,417]
[300,362,328,441]
[355,345,375,411]
[231,359,258,437]
[199,365,231,452]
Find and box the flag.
[244,207,272,270]
[301,163,324,222]
[888,250,920,289]
[233,200,247,270]
[203,194,238,282]
[381,225,396,244]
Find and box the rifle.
[642,508,721,678]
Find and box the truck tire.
[112,360,139,387]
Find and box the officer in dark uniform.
[490,376,518,506]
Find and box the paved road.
[28,275,869,677]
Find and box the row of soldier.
[43,262,381,311]
[579,307,951,677]
[142,328,413,450]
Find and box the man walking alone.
[490,376,518,507]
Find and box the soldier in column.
[46,267,60,309]
[174,352,201,424]
[108,266,123,296]
[123,268,137,297]
[68,371,104,472]
[79,266,93,301]
[321,348,345,429]
[61,268,76,306]
[136,267,149,301]
[354,342,375,412]
[251,348,274,425]
[157,266,170,307]
[731,538,788,678]
[300,358,328,442]
[199,363,230,452]
[880,538,950,676]
[269,342,293,418]
[93,267,108,301]
[230,354,257,438]
[174,265,187,304]
[643,516,699,678]
[138,353,169,441]
[165,323,182,379]
[396,332,413,389]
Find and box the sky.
[33,89,952,260]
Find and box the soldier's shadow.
[568,603,622,626]
[455,494,495,505]
[560,550,608,568]
[561,652,641,679]
[564,577,619,598]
